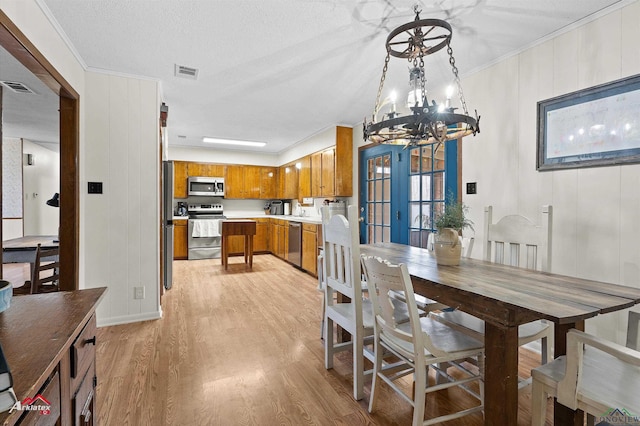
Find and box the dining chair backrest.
[361,255,443,359]
[322,205,362,308]
[483,205,552,272]
[30,243,60,294]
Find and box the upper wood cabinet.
[334,126,353,196]
[260,167,278,199]
[225,165,274,199]
[310,126,352,198]
[188,162,224,177]
[278,163,298,200]
[297,156,311,201]
[174,161,189,199]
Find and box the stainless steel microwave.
[188,176,224,197]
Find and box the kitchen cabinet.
[297,156,311,201]
[311,148,335,197]
[269,219,288,260]
[310,126,353,198]
[188,162,225,177]
[260,167,278,199]
[225,165,263,199]
[334,126,353,197]
[174,161,189,199]
[0,288,106,426]
[174,219,188,260]
[278,162,298,200]
[301,223,319,276]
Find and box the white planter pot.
[434,228,461,266]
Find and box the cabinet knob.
[85,336,96,346]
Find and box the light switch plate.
[302,197,313,205]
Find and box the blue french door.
[359,141,458,247]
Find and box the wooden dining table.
[360,242,640,426]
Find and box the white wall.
[461,1,640,345]
[22,139,60,235]
[84,71,161,326]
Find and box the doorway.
[0,10,79,290]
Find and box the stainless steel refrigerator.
[162,161,174,290]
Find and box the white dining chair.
[434,205,554,389]
[361,255,484,426]
[323,205,414,400]
[530,320,640,426]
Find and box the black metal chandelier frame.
[364,7,480,148]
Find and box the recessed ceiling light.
[202,137,266,147]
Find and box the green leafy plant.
[434,198,474,232]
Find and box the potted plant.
[432,198,473,265]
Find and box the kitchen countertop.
[173,213,322,224]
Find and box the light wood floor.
[95,254,554,425]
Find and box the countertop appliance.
[162,161,174,289]
[288,221,302,268]
[270,200,283,215]
[176,201,188,217]
[188,176,224,197]
[187,203,225,260]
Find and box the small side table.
[221,220,257,270]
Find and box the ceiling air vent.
[174,64,199,80]
[0,80,36,94]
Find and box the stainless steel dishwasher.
[288,221,302,268]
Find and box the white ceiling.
[0,0,631,153]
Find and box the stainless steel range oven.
[187,203,225,260]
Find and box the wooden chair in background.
[530,312,640,426]
[12,244,60,295]
[434,205,554,389]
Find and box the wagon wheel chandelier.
[364,6,480,149]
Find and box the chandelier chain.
[373,52,391,119]
[419,55,426,106]
[448,44,469,115]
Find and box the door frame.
[0,11,79,290]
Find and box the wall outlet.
[134,286,145,299]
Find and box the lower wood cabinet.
[301,223,319,276]
[174,219,188,260]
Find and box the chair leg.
[530,378,546,426]
[412,363,427,426]
[324,317,334,370]
[541,335,552,365]
[353,329,365,401]
[368,336,383,414]
[320,293,325,340]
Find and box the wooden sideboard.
[0,288,107,426]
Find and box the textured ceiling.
[0,0,631,153]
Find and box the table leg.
[248,235,253,268]
[553,321,585,426]
[244,236,249,264]
[484,322,519,426]
[222,236,228,270]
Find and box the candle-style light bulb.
[390,90,397,112]
[445,85,454,108]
